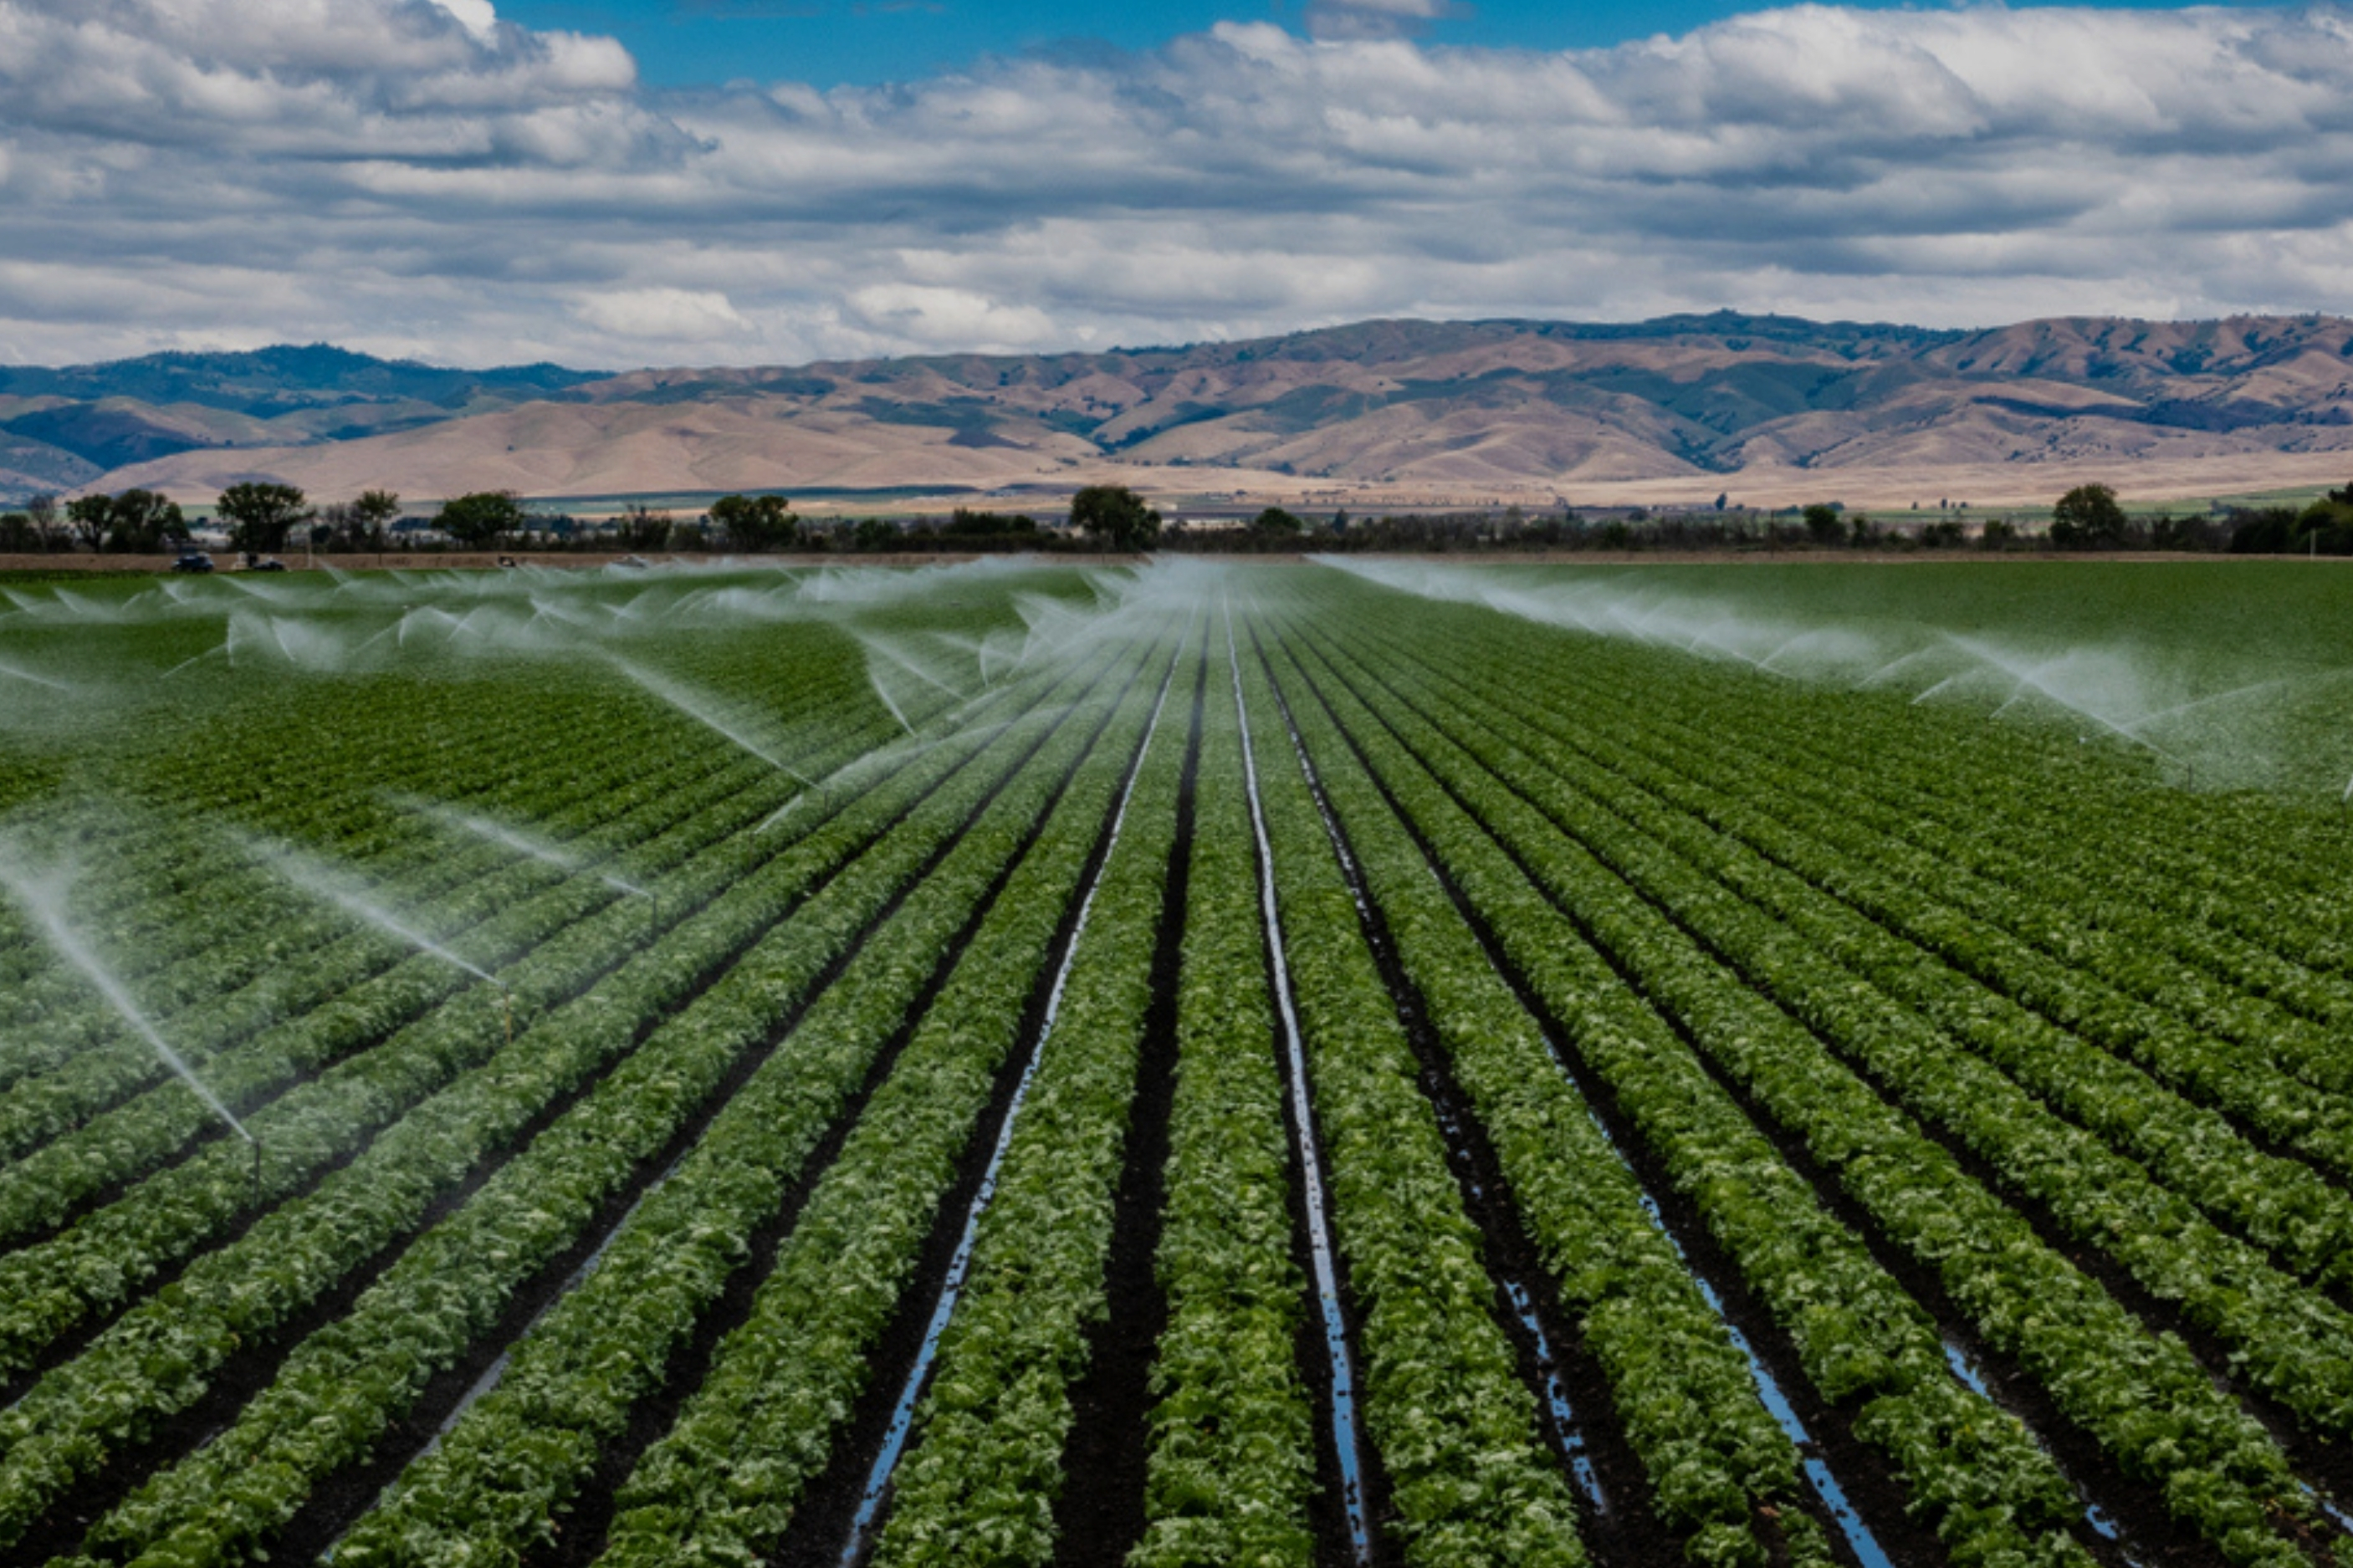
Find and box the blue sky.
[495,0,2258,85]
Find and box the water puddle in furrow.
[1229,607,1376,1567]
[836,655,1182,1567]
[1261,651,1607,1518]
[1567,1097,1897,1568]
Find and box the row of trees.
[11,478,2350,560]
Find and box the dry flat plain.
[2,558,2352,1568]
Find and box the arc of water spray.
[0,659,72,692]
[396,795,648,900]
[259,838,524,1043]
[257,840,503,986]
[608,656,814,785]
[401,796,659,939]
[0,853,263,1196]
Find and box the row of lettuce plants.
[1504,601,2353,984]
[1363,578,2353,988]
[1598,672,2353,1062]
[1269,610,2093,1568]
[1298,615,2319,1567]
[1368,589,2353,1068]
[75,622,1184,1568]
[581,633,1185,1567]
[1125,662,1321,1568]
[1488,630,2353,1113]
[1257,632,1825,1568]
[0,651,935,1176]
[0,656,821,1065]
[1397,641,2353,1289]
[0,734,790,1173]
[0,644,1120,1551]
[0,670,668,1034]
[1331,626,2353,1453]
[864,641,1200,1568]
[0,749,809,1374]
[0,680,962,1371]
[1231,620,1588,1568]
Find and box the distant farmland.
[2,558,2351,1568]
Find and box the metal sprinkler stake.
[251,1136,264,1208]
[502,985,514,1046]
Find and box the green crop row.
[1271,608,2091,1567]
[0,751,798,1376]
[1233,617,1588,1568]
[867,640,1197,1568]
[1258,630,1822,1568]
[1406,642,2353,1279]
[84,624,1180,1568]
[586,631,1183,1567]
[1333,623,2353,1448]
[1297,612,2312,1566]
[0,655,823,1065]
[1472,595,2353,989]
[1518,646,2353,1156]
[0,735,785,1187]
[0,679,943,1372]
[0,643,1112,1555]
[1127,663,1319,1568]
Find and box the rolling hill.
[22,314,2353,509]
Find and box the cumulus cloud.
[3,0,2353,368]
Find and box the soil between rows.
[1048,641,1209,1568]
[1253,626,1691,1568]
[773,636,1184,1568]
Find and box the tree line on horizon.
[5,479,2352,559]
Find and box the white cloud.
[431,0,496,37]
[572,286,749,341]
[3,0,2353,368]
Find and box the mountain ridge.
[15,314,2353,508]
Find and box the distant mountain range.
[14,314,2353,509]
[0,345,600,495]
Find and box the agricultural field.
[2,555,2352,1568]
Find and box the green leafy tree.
[350,489,400,549]
[2293,484,2353,554]
[944,508,1036,537]
[435,491,527,549]
[1250,507,1305,537]
[1069,484,1160,551]
[216,483,312,552]
[708,493,798,553]
[1802,503,1844,545]
[616,503,672,551]
[63,494,110,552]
[2049,483,2129,549]
[110,490,188,552]
[23,493,62,551]
[60,490,186,553]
